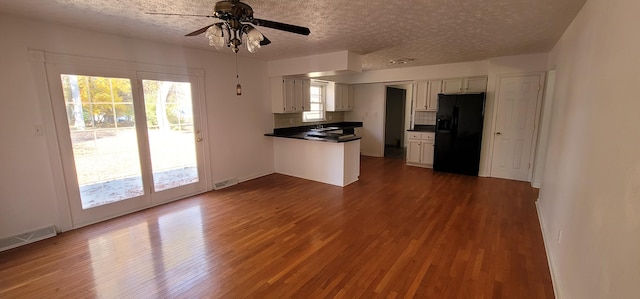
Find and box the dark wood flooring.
[0,156,553,298]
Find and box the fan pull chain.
[235,52,242,96]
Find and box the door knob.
[496,132,502,136]
[196,137,203,142]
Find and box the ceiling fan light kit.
[148,0,310,94]
[177,0,309,54]
[204,22,264,53]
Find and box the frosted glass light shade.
[246,28,264,53]
[205,25,225,50]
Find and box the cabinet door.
[421,140,434,165]
[341,84,351,111]
[464,77,487,93]
[283,79,295,112]
[442,79,463,94]
[415,81,428,111]
[407,140,422,164]
[427,80,442,111]
[334,83,344,111]
[346,85,354,111]
[301,80,311,111]
[293,80,303,112]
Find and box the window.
[33,50,211,228]
[303,83,325,122]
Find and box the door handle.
[496,132,502,136]
[196,137,203,142]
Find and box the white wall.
[0,14,274,238]
[346,84,385,157]
[532,70,556,188]
[538,0,640,297]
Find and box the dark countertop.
[265,121,363,143]
[407,125,436,132]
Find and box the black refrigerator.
[434,93,485,176]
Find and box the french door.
[46,65,208,227]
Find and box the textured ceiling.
[0,0,586,71]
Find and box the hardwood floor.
[0,156,553,298]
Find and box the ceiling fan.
[148,0,311,54]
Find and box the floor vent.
[214,178,238,190]
[0,225,57,252]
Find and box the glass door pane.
[142,80,199,192]
[60,74,144,209]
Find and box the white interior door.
[46,64,208,227]
[490,74,543,181]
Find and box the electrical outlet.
[34,125,44,136]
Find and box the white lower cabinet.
[406,132,435,167]
[407,139,422,164]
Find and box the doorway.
[384,87,407,159]
[46,64,208,227]
[490,73,545,181]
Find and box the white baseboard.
[239,170,275,183]
[536,200,564,299]
[361,152,383,157]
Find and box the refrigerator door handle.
[452,106,459,129]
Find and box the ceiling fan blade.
[251,18,310,36]
[260,34,271,46]
[146,12,217,18]
[186,24,216,36]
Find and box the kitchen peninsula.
[266,122,362,187]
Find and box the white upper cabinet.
[426,80,442,111]
[271,77,310,113]
[463,77,488,93]
[327,83,354,112]
[442,77,487,94]
[442,78,464,94]
[415,81,428,111]
[294,79,310,112]
[343,84,354,111]
[416,80,442,111]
